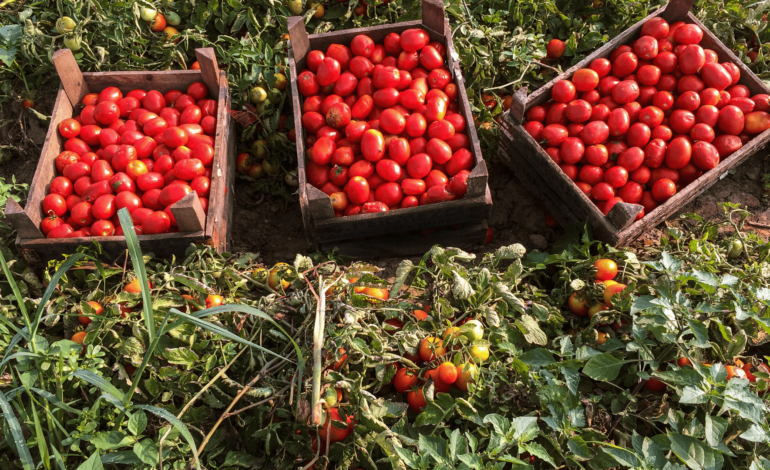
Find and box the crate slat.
[498,0,770,246]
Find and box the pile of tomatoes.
[297,29,474,216]
[41,82,217,238]
[389,316,488,413]
[568,258,628,344]
[524,18,770,219]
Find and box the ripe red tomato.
[714,134,742,155]
[361,129,385,162]
[92,194,117,219]
[678,45,705,75]
[546,39,566,59]
[187,82,208,101]
[642,17,669,39]
[49,176,74,197]
[634,36,659,60]
[651,178,676,202]
[376,159,403,182]
[604,166,628,188]
[159,183,193,207]
[718,105,745,135]
[673,24,703,45]
[47,224,74,239]
[115,191,142,214]
[552,80,577,103]
[613,52,638,78]
[401,28,429,52]
[345,176,370,205]
[561,137,585,164]
[691,141,720,170]
[143,211,171,234]
[580,121,609,145]
[59,118,82,139]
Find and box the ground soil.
[3,89,769,279]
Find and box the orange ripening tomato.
[424,368,452,392]
[332,347,347,370]
[677,357,693,368]
[124,278,152,293]
[644,377,666,392]
[455,363,477,392]
[603,283,628,307]
[414,309,429,321]
[78,301,103,326]
[419,337,446,362]
[725,365,747,381]
[393,367,418,393]
[71,331,87,344]
[443,326,461,343]
[205,294,224,309]
[569,292,589,316]
[438,362,458,384]
[596,331,608,345]
[594,258,618,280]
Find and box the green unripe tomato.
[56,16,76,34]
[285,170,299,187]
[462,320,485,341]
[166,11,181,26]
[287,0,303,15]
[727,240,743,259]
[63,35,82,51]
[140,7,158,21]
[262,157,281,175]
[269,88,282,105]
[250,140,268,160]
[249,86,268,104]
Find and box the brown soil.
[3,88,768,274]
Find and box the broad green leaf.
[134,404,200,470]
[223,451,259,467]
[133,440,158,466]
[642,437,667,469]
[740,424,770,443]
[583,353,625,381]
[704,414,728,447]
[568,436,593,460]
[669,433,723,470]
[76,452,104,470]
[523,442,557,468]
[511,417,539,442]
[418,434,448,465]
[519,348,556,366]
[394,446,421,469]
[90,431,134,450]
[452,271,475,299]
[601,445,641,467]
[128,410,147,436]
[679,386,709,404]
[163,347,199,366]
[563,366,580,395]
[687,319,710,348]
[516,315,547,346]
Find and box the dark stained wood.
[607,202,643,230]
[510,87,528,125]
[4,198,44,240]
[497,127,581,228]
[662,0,696,21]
[288,0,490,255]
[421,0,446,37]
[24,87,72,230]
[498,0,770,247]
[52,49,89,107]
[82,70,204,95]
[321,222,488,258]
[13,49,233,266]
[194,48,221,100]
[171,192,206,233]
[287,16,311,73]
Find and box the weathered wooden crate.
[5,48,237,266]
[498,0,770,246]
[287,0,492,257]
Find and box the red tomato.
[92,194,117,219]
[604,166,628,188]
[175,158,205,181]
[612,80,640,104]
[187,82,208,101]
[345,176,370,205]
[613,52,638,78]
[573,68,600,92]
[47,224,74,239]
[375,182,403,206]
[42,193,67,217]
[642,17,669,39]
[115,191,142,214]
[401,28,429,52]
[618,147,644,171]
[592,182,615,201]
[634,36,659,60]
[546,39,566,59]
[713,135,743,157]
[691,141,720,170]
[159,183,193,207]
[143,211,171,234]
[673,24,703,44]
[376,159,403,182]
[59,118,82,139]
[718,105,745,135]
[580,121,609,145]
[652,178,676,202]
[142,90,166,114]
[49,176,74,197]
[679,45,705,75]
[552,80,577,103]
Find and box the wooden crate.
[5,48,237,266]
[498,0,770,246]
[286,0,493,257]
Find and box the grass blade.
[134,404,200,470]
[100,451,142,465]
[166,307,291,362]
[72,370,125,402]
[75,452,104,470]
[27,399,51,470]
[29,252,86,339]
[0,385,35,470]
[0,351,38,376]
[118,208,155,342]
[51,445,66,470]
[0,248,30,328]
[30,388,82,415]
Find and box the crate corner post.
[509,86,529,124]
[194,48,221,98]
[170,191,206,233]
[606,202,643,232]
[306,184,336,220]
[52,48,89,106]
[5,198,45,240]
[663,0,696,22]
[421,0,446,36]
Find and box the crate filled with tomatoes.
[287,0,492,257]
[5,48,236,266]
[498,0,770,246]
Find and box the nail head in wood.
[170,191,206,233]
[606,202,643,230]
[194,48,220,100]
[52,48,89,107]
[5,198,45,240]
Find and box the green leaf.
[519,348,556,366]
[414,402,446,426]
[568,436,593,460]
[128,410,147,436]
[704,414,728,447]
[163,347,199,366]
[511,417,539,442]
[133,440,158,466]
[134,404,201,470]
[90,431,135,450]
[583,353,625,381]
[687,319,710,348]
[76,452,104,470]
[223,451,259,467]
[723,379,767,424]
[452,271,475,299]
[669,433,723,470]
[679,386,709,404]
[601,445,641,467]
[29,387,81,415]
[389,259,414,295]
[516,315,548,346]
[740,424,770,443]
[118,209,156,342]
[72,370,125,402]
[418,434,448,465]
[523,442,557,468]
[642,437,667,469]
[563,366,580,395]
[394,446,421,469]
[0,25,22,64]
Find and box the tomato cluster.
[297,29,474,216]
[568,258,629,346]
[42,82,217,238]
[524,19,770,219]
